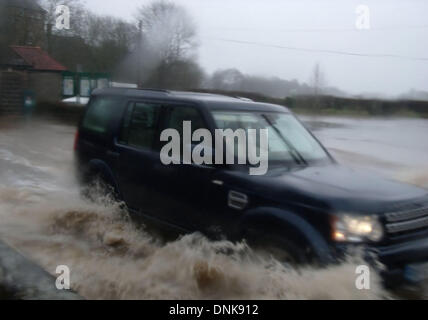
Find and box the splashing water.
[1,117,427,299]
[0,185,387,300]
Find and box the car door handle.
[211,180,224,186]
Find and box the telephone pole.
[137,20,143,88]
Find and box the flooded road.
[0,116,427,299]
[306,116,428,187]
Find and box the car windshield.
[212,111,331,166]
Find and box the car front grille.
[385,205,428,234]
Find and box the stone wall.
[0,71,27,114]
[28,71,63,103]
[0,70,63,115]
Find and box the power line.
[204,25,428,33]
[206,37,428,62]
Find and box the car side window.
[82,96,119,134]
[166,105,206,137]
[118,103,133,144]
[119,102,161,150]
[164,105,208,162]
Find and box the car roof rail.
[235,96,254,102]
[136,88,171,94]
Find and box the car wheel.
[246,232,309,268]
[81,170,120,203]
[253,243,299,267]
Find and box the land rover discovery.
[74,88,428,286]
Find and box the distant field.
[25,90,428,124]
[192,89,428,118]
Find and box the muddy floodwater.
[0,115,427,299]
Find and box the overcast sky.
[85,0,428,97]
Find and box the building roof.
[10,46,67,71]
[0,0,46,12]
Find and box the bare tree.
[135,0,199,87]
[137,0,197,62]
[210,69,244,91]
[85,13,138,73]
[41,0,87,36]
[0,0,46,48]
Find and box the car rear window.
[82,96,119,134]
[119,102,161,150]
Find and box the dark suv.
[75,88,428,286]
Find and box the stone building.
[0,46,67,113]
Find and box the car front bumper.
[376,237,428,287]
[333,237,428,287]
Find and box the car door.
[113,101,164,214]
[151,104,216,231]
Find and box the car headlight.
[332,214,383,243]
